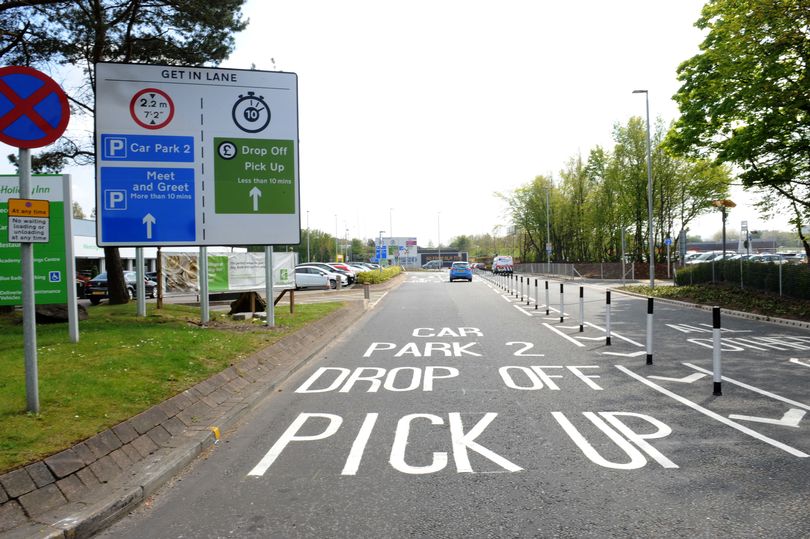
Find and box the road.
[99,271,810,538]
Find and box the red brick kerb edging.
[0,274,404,539]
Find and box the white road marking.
[584,322,644,347]
[682,362,810,411]
[729,409,806,428]
[648,373,707,384]
[616,365,809,458]
[512,304,533,316]
[601,350,647,358]
[790,358,810,368]
[543,323,585,347]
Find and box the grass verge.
[0,301,342,474]
[620,283,810,323]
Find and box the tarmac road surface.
[98,271,810,538]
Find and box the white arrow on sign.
[648,373,707,384]
[601,351,646,357]
[790,358,810,368]
[249,187,262,211]
[729,408,806,428]
[142,213,156,239]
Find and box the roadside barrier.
[579,286,584,332]
[713,306,722,396]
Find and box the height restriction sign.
[95,62,300,247]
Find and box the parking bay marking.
[616,365,809,458]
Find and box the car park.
[86,271,157,305]
[294,266,331,289]
[295,264,348,288]
[449,261,472,282]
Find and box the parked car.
[86,271,157,305]
[294,266,330,289]
[295,264,348,288]
[685,251,722,265]
[449,261,473,282]
[422,260,442,270]
[749,254,789,264]
[347,263,371,273]
[325,263,356,284]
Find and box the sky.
[0,0,790,247]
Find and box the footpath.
[0,276,404,539]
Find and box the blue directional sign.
[101,134,194,162]
[99,166,195,243]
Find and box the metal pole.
[633,89,655,289]
[646,297,654,365]
[546,187,551,274]
[545,280,550,315]
[136,247,146,316]
[559,282,564,323]
[19,148,39,413]
[621,226,626,286]
[265,246,275,327]
[199,247,209,324]
[606,291,612,346]
[437,213,441,270]
[579,286,584,332]
[534,278,538,309]
[712,306,722,396]
[306,210,310,263]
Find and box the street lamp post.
[633,89,655,288]
[306,210,310,263]
[545,187,551,274]
[437,212,442,270]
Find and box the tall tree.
[1,0,248,303]
[668,0,809,212]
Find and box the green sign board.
[214,138,295,214]
[0,176,71,306]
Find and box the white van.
[492,255,513,274]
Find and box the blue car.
[449,261,472,282]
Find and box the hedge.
[675,260,810,300]
[355,265,403,285]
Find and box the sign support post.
[19,148,39,413]
[200,247,209,325]
[265,246,275,328]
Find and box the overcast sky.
[1,0,789,246]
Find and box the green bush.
[675,260,810,299]
[355,265,402,284]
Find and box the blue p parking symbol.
[102,136,127,159]
[104,189,127,210]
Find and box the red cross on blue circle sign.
[0,66,70,148]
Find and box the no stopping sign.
[0,66,70,148]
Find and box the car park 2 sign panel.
[95,63,300,247]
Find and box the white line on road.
[615,365,808,458]
[513,304,533,317]
[682,363,810,411]
[543,323,585,347]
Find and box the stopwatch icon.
[231,91,271,133]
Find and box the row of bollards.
[484,271,724,397]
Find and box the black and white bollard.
[520,276,524,301]
[545,281,550,315]
[534,278,538,309]
[559,283,565,323]
[579,286,584,332]
[605,291,612,346]
[713,306,722,396]
[646,297,654,365]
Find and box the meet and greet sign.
[0,176,71,305]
